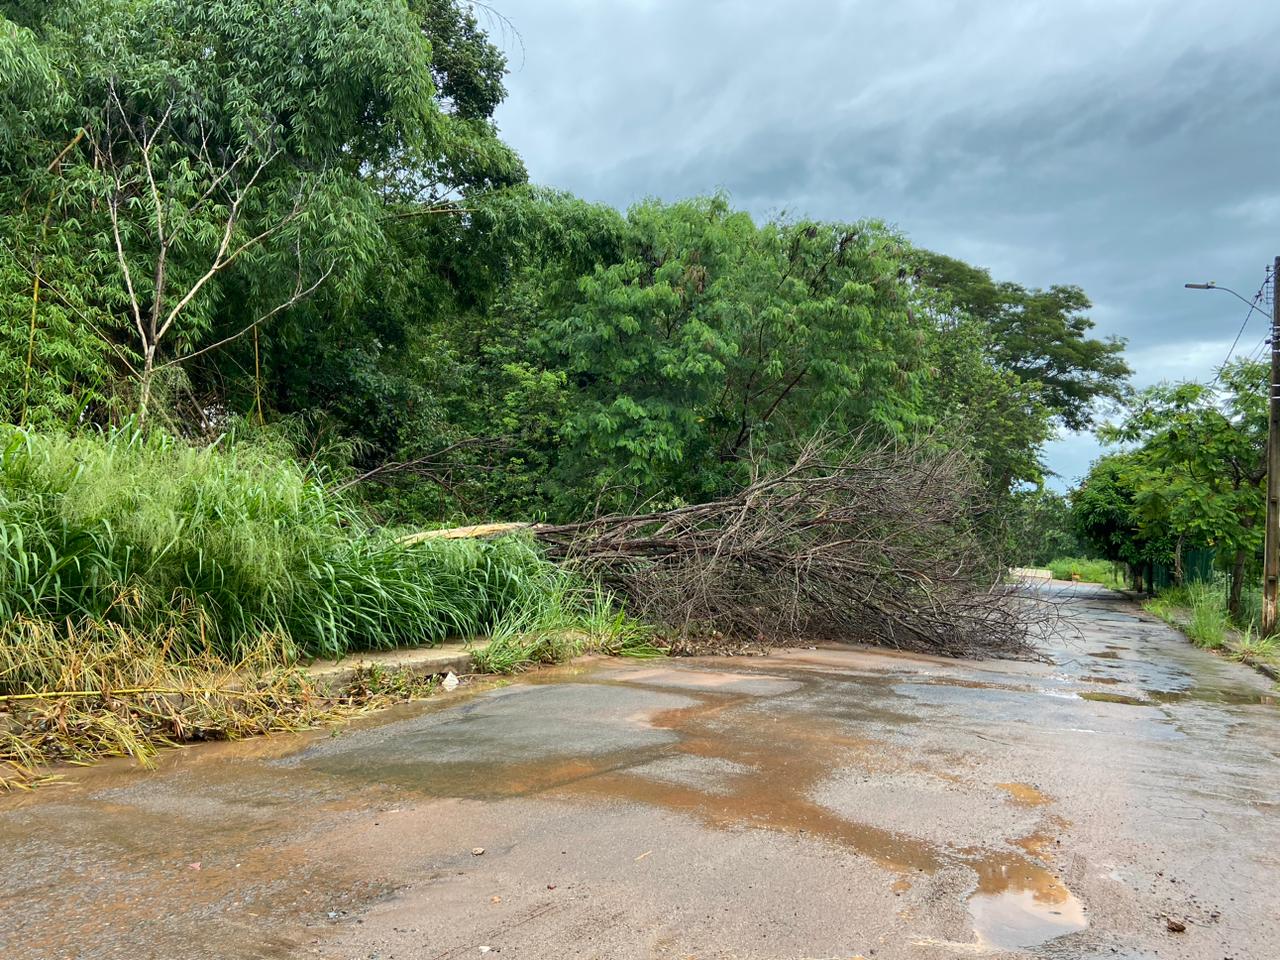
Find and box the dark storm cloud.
[487,0,1280,486]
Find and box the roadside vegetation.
[1,0,1135,785]
[1142,581,1279,674]
[0,424,645,787]
[1044,557,1125,589]
[1144,583,1232,650]
[0,424,579,661]
[1045,355,1280,677]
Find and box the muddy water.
[285,662,1088,952]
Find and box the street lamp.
[1184,281,1273,320]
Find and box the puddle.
[292,666,1089,952]
[581,685,1088,952]
[606,664,803,696]
[1080,691,1153,706]
[915,677,1034,693]
[1149,688,1278,707]
[997,782,1050,806]
[1079,689,1277,708]
[963,809,1086,949]
[968,885,1088,951]
[570,696,949,875]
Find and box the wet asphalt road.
[1,582,1278,960]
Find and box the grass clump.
[472,571,666,674]
[1046,557,1124,588]
[1144,582,1229,650]
[1230,628,1280,664]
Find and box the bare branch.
[156,260,334,369]
[106,191,148,352]
[531,435,1052,658]
[329,438,504,494]
[151,148,283,345]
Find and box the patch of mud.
[997,782,1050,806]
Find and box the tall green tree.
[912,251,1130,430]
[522,197,931,512]
[1,0,522,423]
[1071,452,1172,586]
[1102,359,1266,615]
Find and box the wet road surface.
[2,582,1278,959]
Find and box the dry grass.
[0,613,437,791]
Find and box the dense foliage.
[1073,359,1266,615]
[0,0,1135,616]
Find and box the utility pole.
[1264,256,1280,635]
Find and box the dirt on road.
[1,582,1277,960]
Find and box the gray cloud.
[487,0,1280,486]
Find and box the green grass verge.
[1144,583,1228,649]
[1045,557,1125,589]
[0,424,597,661]
[1143,581,1280,678]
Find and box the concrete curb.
[306,640,489,691]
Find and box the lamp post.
[1185,262,1280,634]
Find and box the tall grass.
[0,425,578,660]
[473,575,665,674]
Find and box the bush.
[0,425,578,659]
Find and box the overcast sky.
[487,0,1280,489]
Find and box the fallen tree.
[530,437,1042,658]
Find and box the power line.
[1212,265,1272,382]
[1245,333,1270,364]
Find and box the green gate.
[1144,547,1216,591]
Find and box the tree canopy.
[1077,359,1266,610]
[1,0,1130,535]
